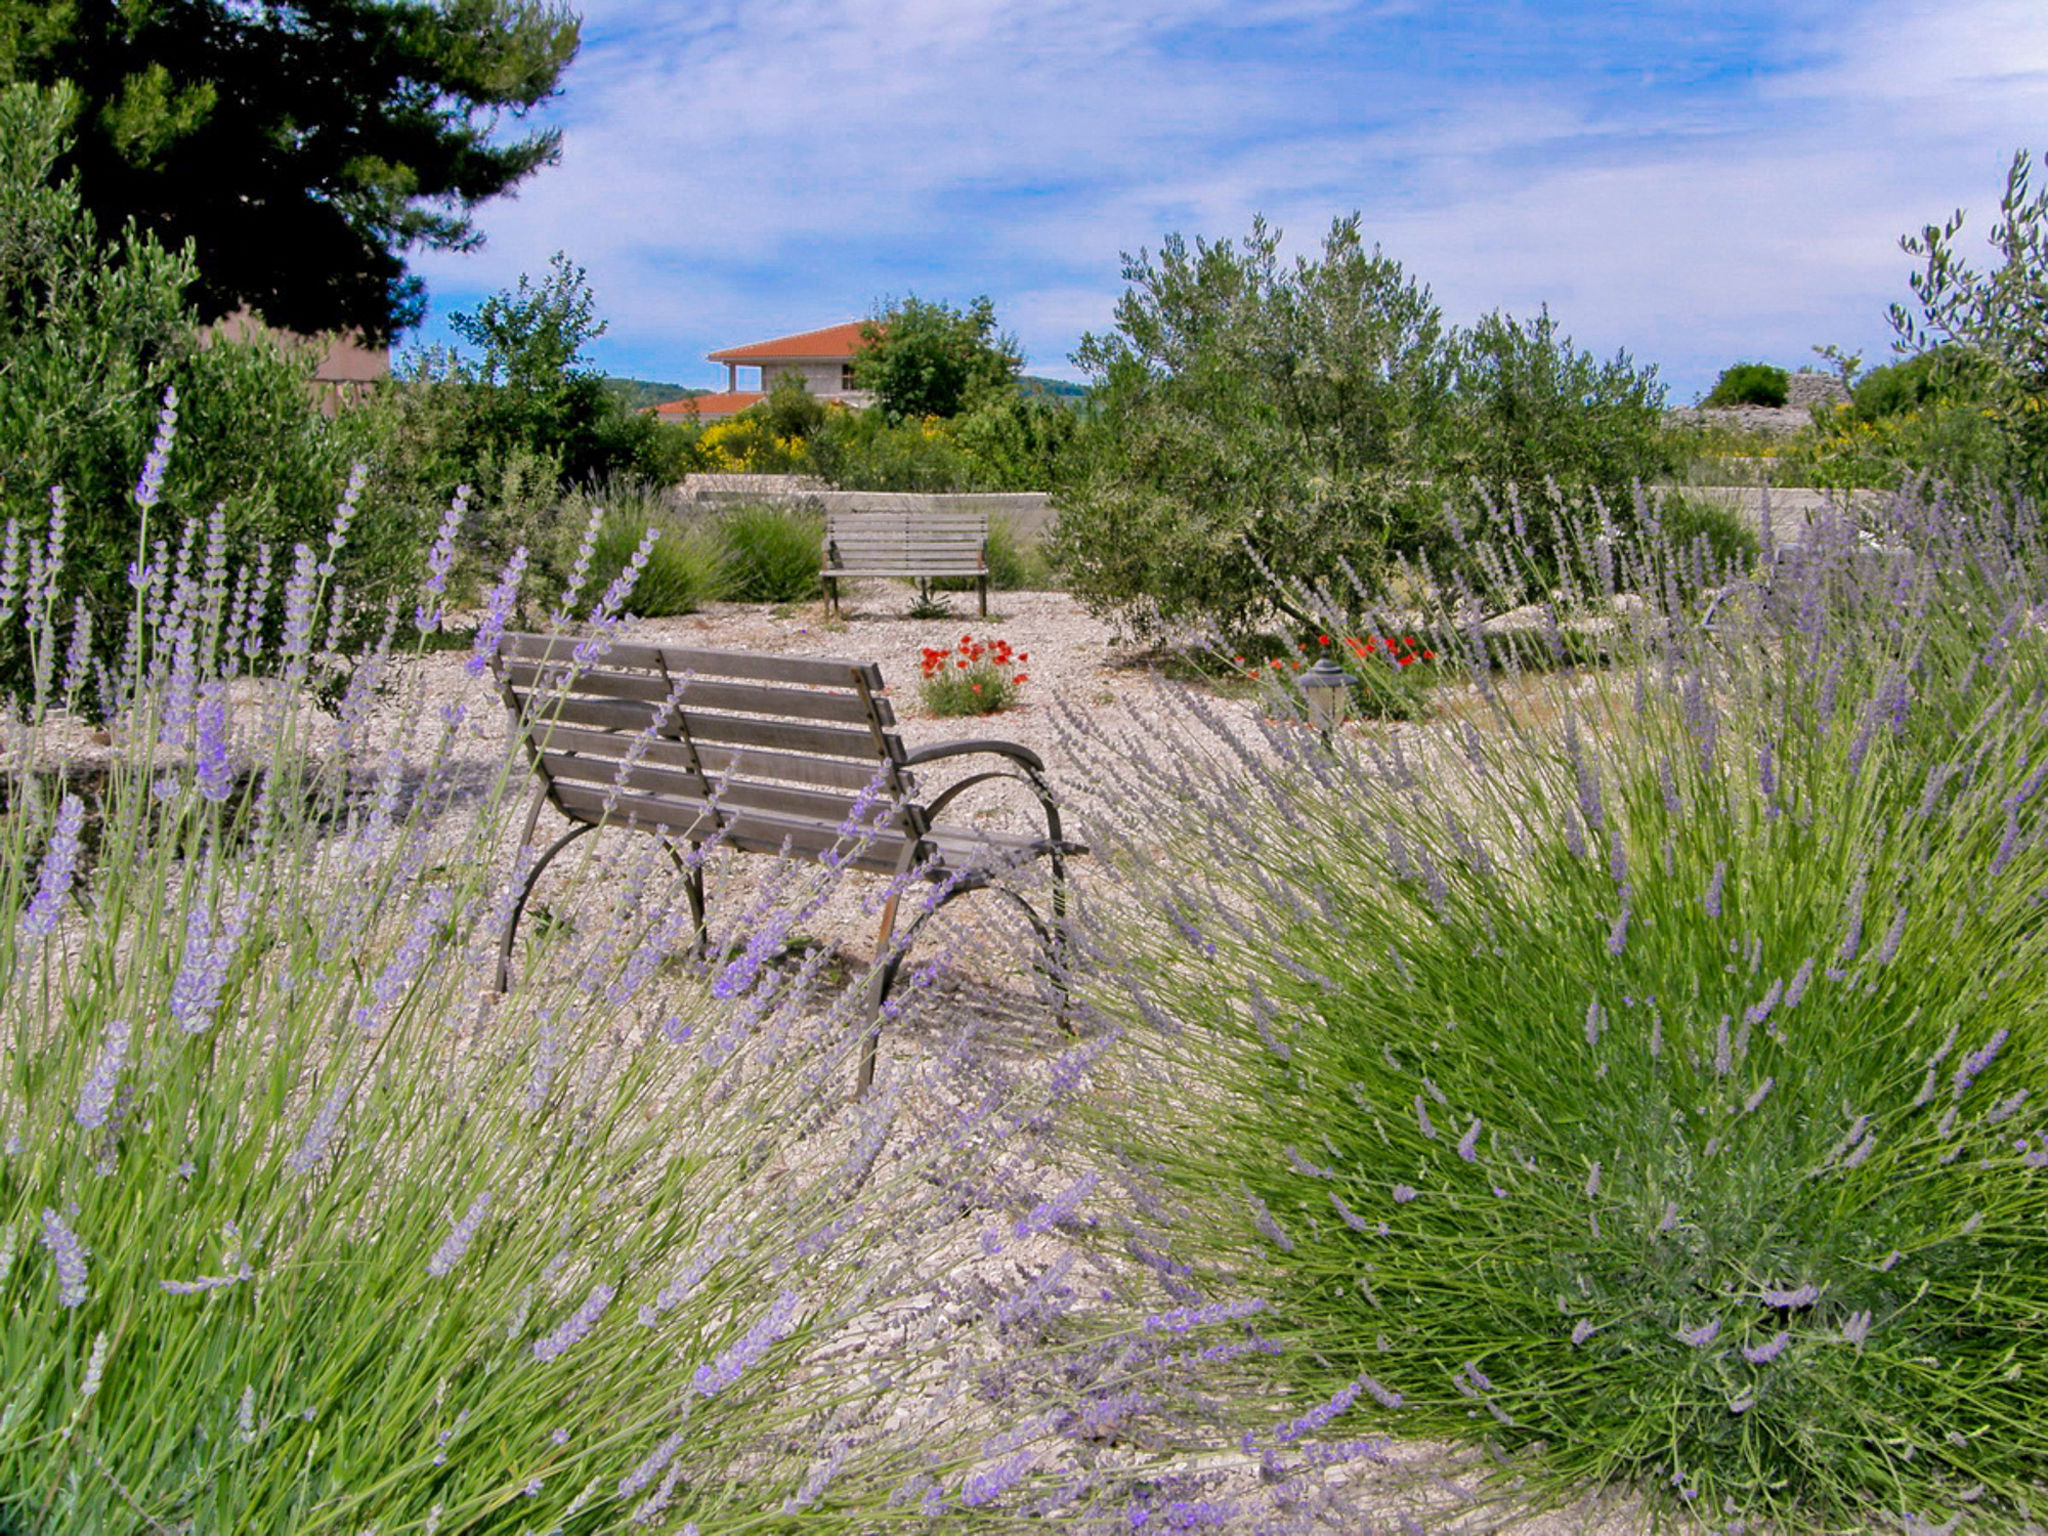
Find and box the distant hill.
[1019,375,1090,408]
[602,378,704,411]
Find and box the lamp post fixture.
[1297,656,1351,740]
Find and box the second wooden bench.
[821,507,989,617]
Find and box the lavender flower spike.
[40,1208,88,1308]
[1675,1318,1721,1348]
[693,1290,801,1396]
[21,795,86,938]
[414,486,470,634]
[1953,1029,2010,1100]
[533,1281,615,1361]
[74,1018,131,1131]
[467,546,529,678]
[427,1193,493,1279]
[133,387,180,512]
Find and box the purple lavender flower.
[1277,1376,1364,1444]
[1585,1161,1601,1199]
[618,1430,686,1499]
[1391,1184,1418,1205]
[414,486,469,633]
[467,546,529,678]
[1761,1284,1819,1309]
[427,1193,493,1279]
[352,890,452,1032]
[1675,1318,1721,1348]
[1248,1192,1295,1251]
[1837,870,1868,964]
[1953,1029,2009,1099]
[40,1208,88,1308]
[1742,1331,1790,1365]
[961,1452,1032,1508]
[1456,1118,1482,1162]
[532,1281,615,1361]
[1607,886,1632,956]
[1570,1319,1595,1346]
[1330,1191,1371,1232]
[21,796,86,938]
[1742,1077,1776,1114]
[133,388,179,512]
[1840,1310,1872,1348]
[318,463,367,579]
[74,1018,130,1131]
[551,507,606,626]
[1414,1096,1437,1140]
[194,683,235,803]
[1785,958,1815,1009]
[1704,861,1726,919]
[286,1079,353,1175]
[172,891,251,1033]
[1143,1297,1267,1334]
[692,1289,801,1396]
[1745,979,1783,1029]
[1358,1374,1403,1409]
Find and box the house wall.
[749,360,857,396]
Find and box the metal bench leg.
[495,820,600,994]
[665,840,709,960]
[857,886,906,1098]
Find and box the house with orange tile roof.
[651,321,876,422]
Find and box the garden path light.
[1296,656,1351,737]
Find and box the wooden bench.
[490,633,1083,1094]
[821,507,989,617]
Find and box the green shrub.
[567,486,720,619]
[1703,361,1791,407]
[1652,492,1762,574]
[1068,487,2048,1531]
[807,409,980,492]
[713,501,823,602]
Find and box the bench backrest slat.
[499,636,930,849]
[823,508,989,576]
[502,660,892,729]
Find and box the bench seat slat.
[552,782,1052,876]
[524,722,892,793]
[538,752,913,831]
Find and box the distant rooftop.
[707,322,870,364]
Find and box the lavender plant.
[1060,483,2048,1531]
[0,420,1272,1531]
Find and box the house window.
[840,364,856,392]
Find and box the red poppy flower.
[1318,635,1331,645]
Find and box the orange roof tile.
[649,391,766,419]
[707,321,873,363]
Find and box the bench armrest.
[902,738,1046,773]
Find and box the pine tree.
[0,0,579,343]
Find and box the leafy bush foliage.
[713,501,823,602]
[0,82,420,703]
[1050,214,1669,640]
[1651,493,1761,573]
[1065,487,2048,1531]
[853,295,1022,421]
[559,482,720,619]
[1894,147,2048,497]
[1703,361,1791,407]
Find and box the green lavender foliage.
[714,501,824,602]
[1067,486,2048,1531]
[0,435,1242,1530]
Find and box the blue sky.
[405,0,2048,404]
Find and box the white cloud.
[408,0,2048,399]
